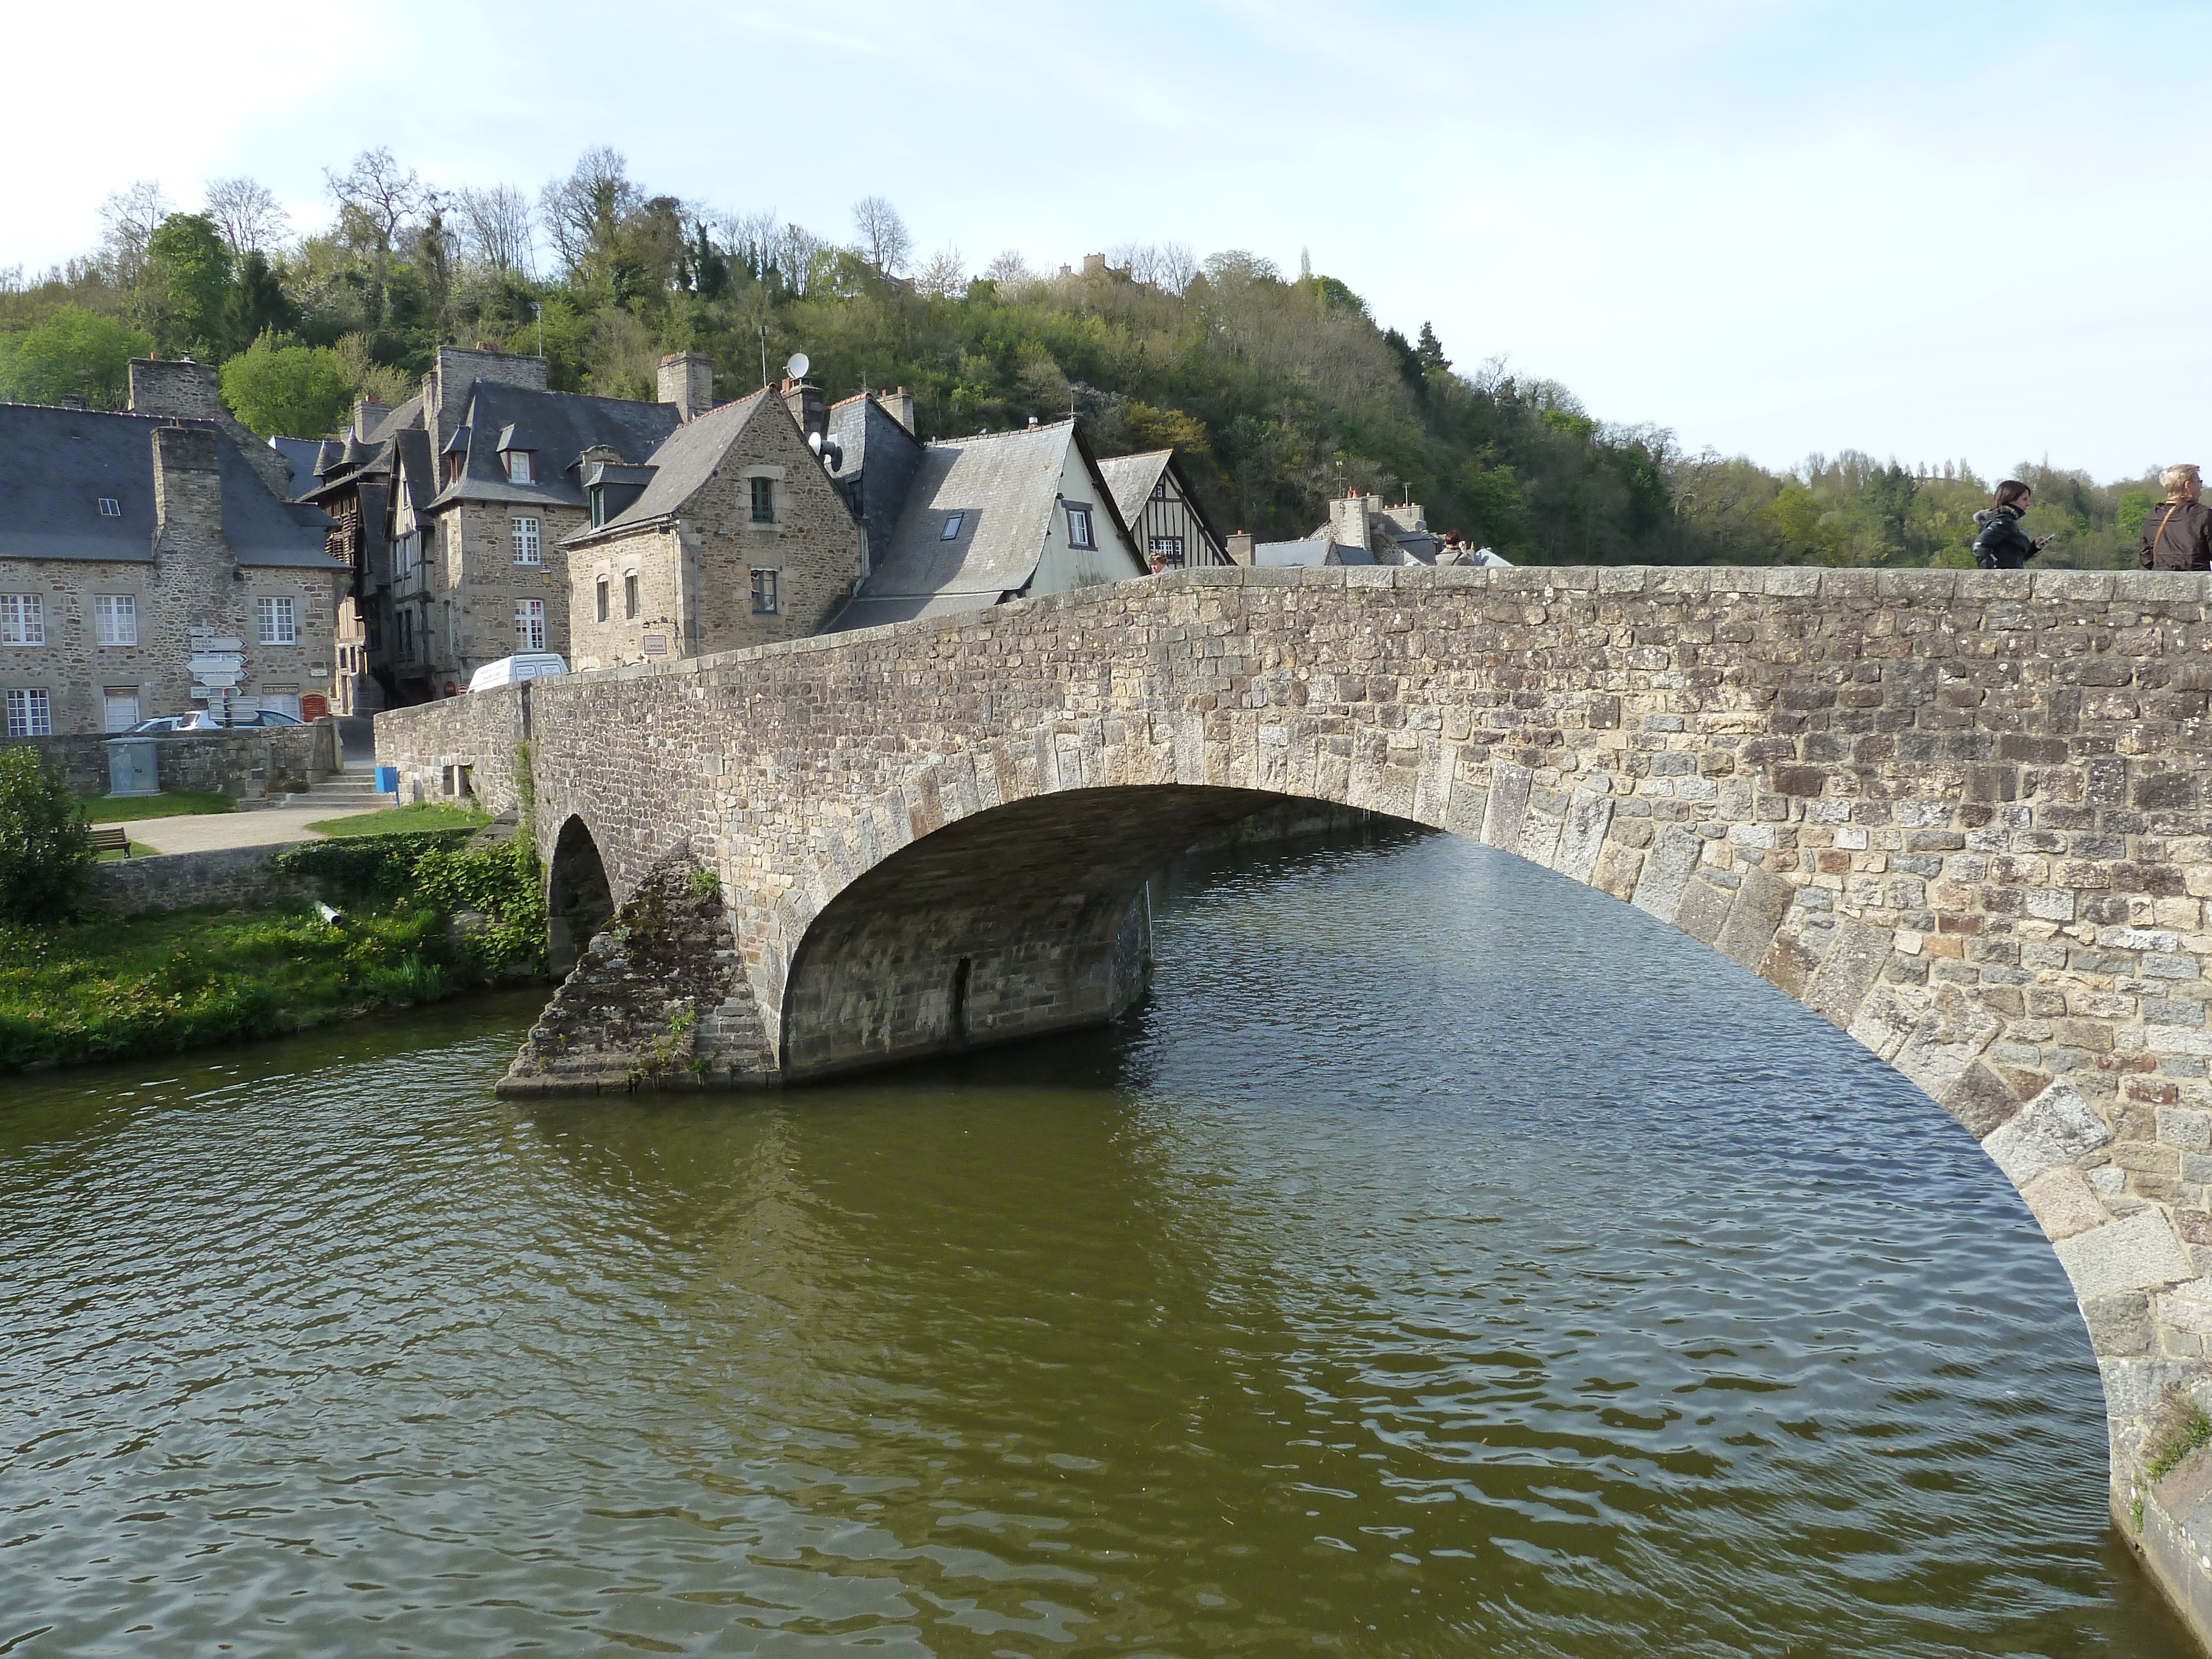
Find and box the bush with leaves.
[0,748,93,926]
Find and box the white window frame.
[97,497,122,518]
[504,450,534,484]
[512,515,542,566]
[514,598,547,652]
[1066,504,1095,550]
[752,567,779,615]
[258,596,298,646]
[5,688,51,737]
[1,594,45,647]
[102,688,140,733]
[95,594,138,646]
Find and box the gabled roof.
[0,404,337,567]
[1255,538,1370,567]
[834,419,1128,625]
[564,390,775,542]
[428,382,680,510]
[1097,450,1172,528]
[301,392,426,502]
[390,429,433,515]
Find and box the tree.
[228,248,294,345]
[0,307,152,407]
[1415,322,1451,378]
[852,196,912,277]
[204,177,290,258]
[917,245,966,298]
[98,179,172,281]
[457,184,534,274]
[539,147,639,285]
[144,213,232,358]
[324,147,422,324]
[0,748,92,926]
[220,333,354,436]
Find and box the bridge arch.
[546,813,615,980]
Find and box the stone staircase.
[275,766,395,812]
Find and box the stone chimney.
[1225,530,1255,566]
[1331,492,1374,555]
[152,424,226,570]
[129,357,222,420]
[658,352,714,421]
[877,387,916,435]
[780,377,826,447]
[352,396,391,441]
[426,346,547,460]
[129,357,294,497]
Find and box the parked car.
[123,708,305,734]
[467,653,569,693]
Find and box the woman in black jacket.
[1971,479,2053,569]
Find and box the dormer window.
[445,453,464,484]
[941,513,963,541]
[97,498,121,518]
[504,450,534,484]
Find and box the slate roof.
[390,428,433,515]
[0,404,337,568]
[564,390,774,542]
[1254,538,1371,567]
[827,420,1114,632]
[267,436,322,500]
[430,382,680,510]
[301,393,425,501]
[1097,450,1171,529]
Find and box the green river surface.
[0,825,2196,1657]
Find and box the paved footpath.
[119,804,383,855]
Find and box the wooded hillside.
[0,148,2160,568]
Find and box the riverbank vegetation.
[308,802,491,837]
[0,828,545,1070]
[0,150,2163,569]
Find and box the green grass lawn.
[95,842,159,862]
[0,901,456,1068]
[77,790,238,823]
[310,803,492,838]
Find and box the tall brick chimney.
[658,352,715,422]
[780,377,826,447]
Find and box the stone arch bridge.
[378,561,2212,1638]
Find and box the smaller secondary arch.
[546,815,615,980]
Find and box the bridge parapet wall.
[373,561,2212,1632]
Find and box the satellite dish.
[784,351,811,380]
[808,430,823,454]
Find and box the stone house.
[564,374,868,671]
[827,417,1146,631]
[1097,449,1228,570]
[0,361,344,737]
[303,346,683,704]
[824,388,924,571]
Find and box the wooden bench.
[88,825,131,858]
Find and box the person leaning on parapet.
[2138,463,2212,571]
[1970,479,2054,570]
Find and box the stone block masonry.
[374,562,2212,1646]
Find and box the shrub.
[0,748,93,925]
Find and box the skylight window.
[97,498,120,517]
[941,513,963,541]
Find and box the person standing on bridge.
[1970,481,2053,570]
[2138,464,2212,571]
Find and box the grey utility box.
[105,737,161,798]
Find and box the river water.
[0,825,2192,1657]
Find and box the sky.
[3,1,2198,482]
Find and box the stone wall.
[7,719,336,797]
[88,841,319,916]
[373,561,2212,1640]
[378,682,525,806]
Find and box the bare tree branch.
[204,177,290,258]
[851,196,912,277]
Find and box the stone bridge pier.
[379,562,2212,1645]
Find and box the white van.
[467,653,569,693]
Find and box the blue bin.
[373,765,399,794]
